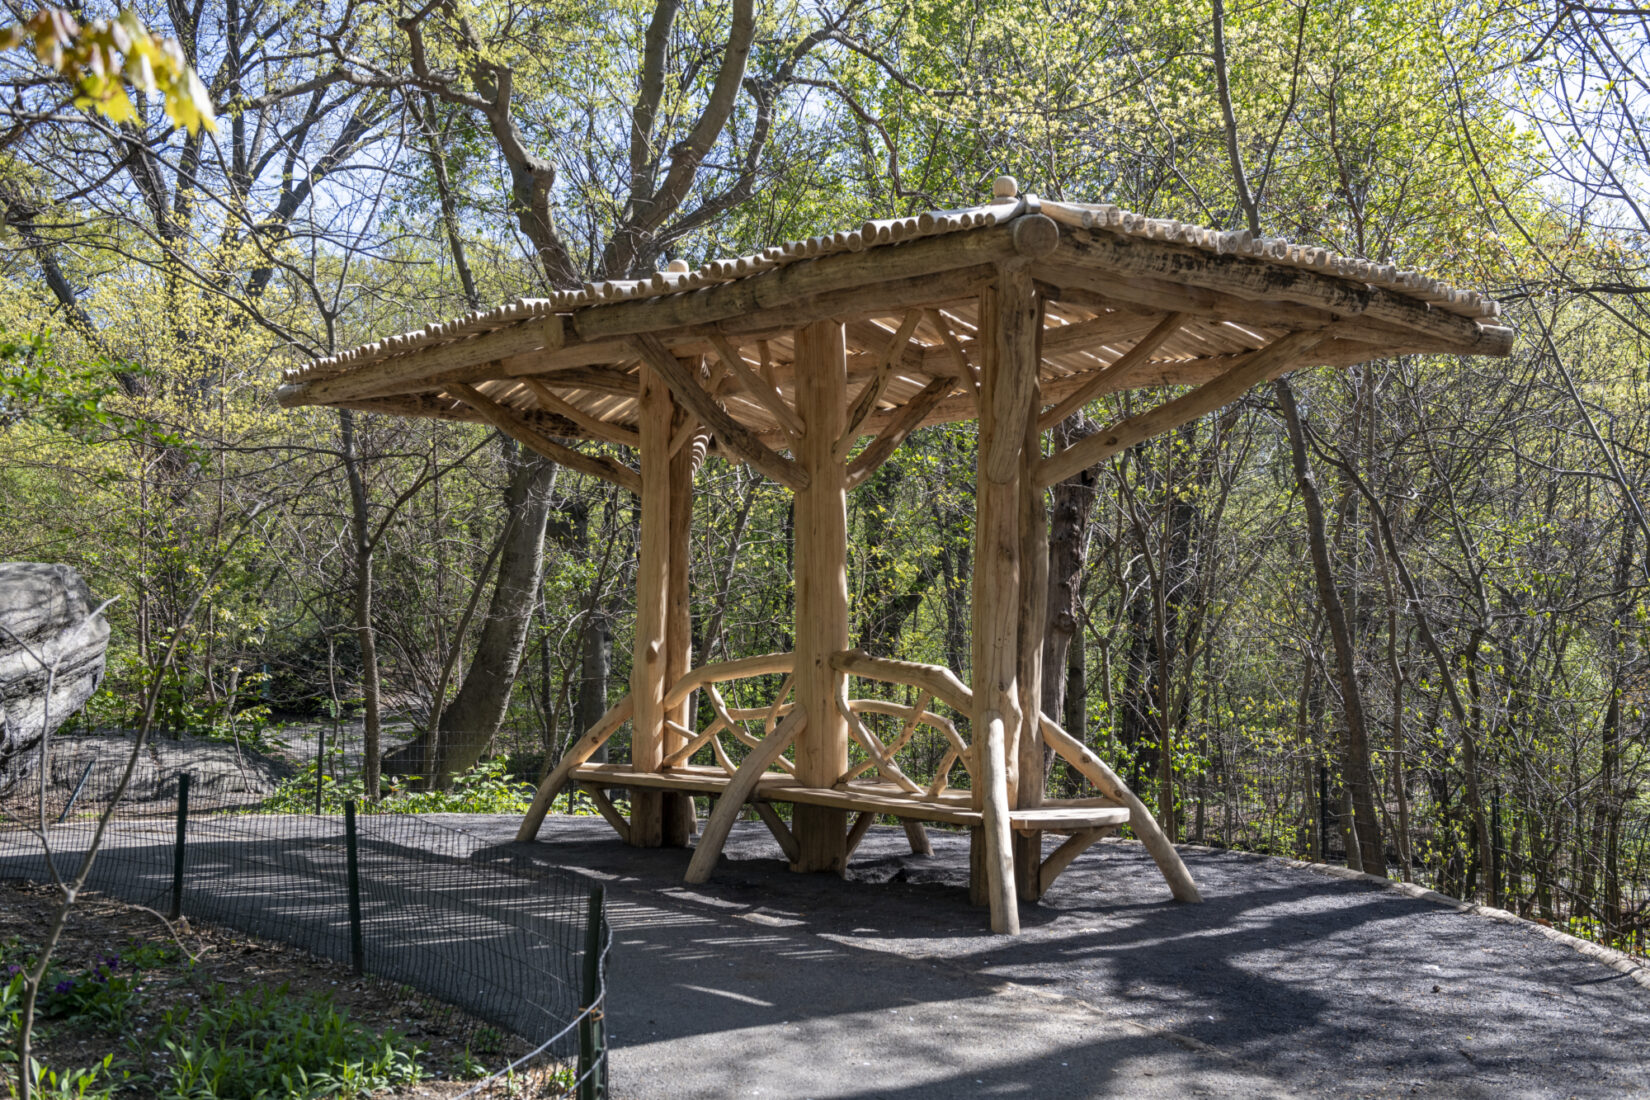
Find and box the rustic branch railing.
[518,647,1200,905]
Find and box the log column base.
[968,827,989,906]
[791,804,848,874]
[1013,830,1044,902]
[629,791,665,847]
[662,792,697,848]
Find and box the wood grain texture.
[684,704,807,884]
[446,383,641,493]
[792,319,852,873]
[516,695,635,841]
[634,333,807,489]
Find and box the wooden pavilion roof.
[276,191,1514,476]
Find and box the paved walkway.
[469,816,1650,1099]
[7,813,1648,1097]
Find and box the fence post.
[315,726,328,815]
[578,884,607,1100]
[345,800,364,977]
[169,772,191,921]
[57,759,96,824]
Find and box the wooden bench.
[566,762,1128,888]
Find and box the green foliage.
[0,331,184,451]
[259,763,366,814]
[3,936,425,1099]
[0,7,214,133]
[375,759,533,814]
[5,1057,119,1100]
[148,984,423,1100]
[259,758,532,815]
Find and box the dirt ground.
[0,881,531,1097]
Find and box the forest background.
[1,0,1647,951]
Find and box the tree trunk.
[577,611,613,762]
[1042,418,1100,779]
[1274,378,1386,876]
[386,452,558,785]
[340,410,382,800]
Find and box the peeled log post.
[971,267,1041,934]
[0,563,111,794]
[663,395,699,846]
[791,320,851,873]
[629,361,674,847]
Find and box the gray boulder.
[0,563,111,794]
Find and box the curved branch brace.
[835,678,923,794]
[633,333,808,489]
[448,383,642,493]
[1040,716,1202,902]
[517,694,636,841]
[838,693,933,784]
[685,704,807,884]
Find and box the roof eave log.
[446,382,643,494]
[1034,329,1330,489]
[633,333,810,491]
[577,219,1054,344]
[1041,234,1515,355]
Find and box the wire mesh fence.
[0,741,610,1099]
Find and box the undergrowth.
[259,757,614,819]
[1,938,426,1098]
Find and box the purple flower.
[53,979,74,994]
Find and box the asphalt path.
[6,813,1648,1098]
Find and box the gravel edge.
[1177,843,1650,993]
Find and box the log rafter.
[844,376,955,489]
[446,382,642,493]
[708,332,804,442]
[1037,311,1187,430]
[1035,328,1328,488]
[520,377,641,448]
[838,310,925,456]
[633,333,809,490]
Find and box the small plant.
[377,759,532,814]
[466,1024,507,1056]
[5,1055,120,1100]
[259,763,367,813]
[259,758,533,815]
[143,982,425,1099]
[451,1048,490,1078]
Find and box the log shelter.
[278,179,1513,933]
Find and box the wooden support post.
[1015,296,1049,902]
[663,404,698,846]
[629,362,673,846]
[792,320,851,874]
[968,828,988,906]
[970,268,1040,934]
[845,809,876,858]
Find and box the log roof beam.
[632,334,809,491]
[446,382,642,494]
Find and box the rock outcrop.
[0,563,111,794]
